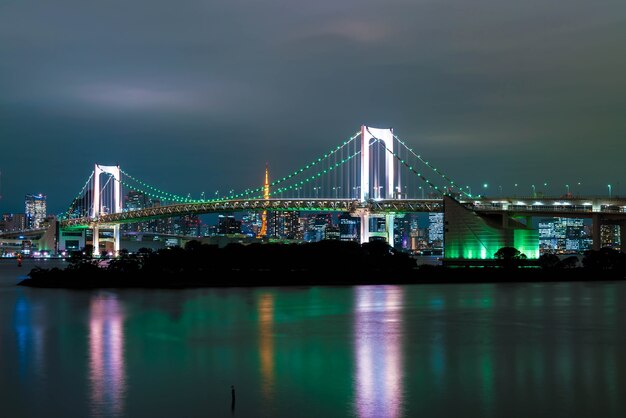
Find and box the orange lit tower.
[258,163,270,237]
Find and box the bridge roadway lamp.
[608,184,612,198]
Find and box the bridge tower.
[359,126,395,244]
[92,164,122,255]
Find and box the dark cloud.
[1,0,625,213]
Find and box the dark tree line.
[25,240,417,287]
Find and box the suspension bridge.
[6,125,626,259]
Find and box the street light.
[565,184,570,195]
[531,184,536,198]
[498,185,502,197]
[608,184,612,198]
[419,186,424,199]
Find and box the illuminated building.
[241,212,262,237]
[303,214,332,242]
[324,225,340,240]
[601,225,621,249]
[269,211,300,239]
[428,212,443,247]
[122,191,173,234]
[1,213,25,232]
[339,213,359,242]
[25,193,46,229]
[443,196,539,260]
[393,215,412,250]
[538,218,589,253]
[218,214,241,235]
[173,214,201,236]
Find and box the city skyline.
[1,0,625,214]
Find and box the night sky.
[1,0,625,214]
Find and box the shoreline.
[18,266,626,289]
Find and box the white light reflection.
[354,286,404,418]
[89,294,126,417]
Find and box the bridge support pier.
[359,211,369,244]
[358,210,394,245]
[113,224,120,255]
[619,222,626,254]
[93,226,100,256]
[386,213,395,246]
[592,214,602,251]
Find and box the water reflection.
[89,293,126,417]
[13,295,45,380]
[354,286,404,418]
[258,293,275,402]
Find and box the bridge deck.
[57,197,626,228]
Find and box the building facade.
[25,193,46,229]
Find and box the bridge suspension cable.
[61,170,94,220]
[120,169,197,203]
[369,137,445,196]
[392,134,472,198]
[218,130,362,201]
[270,150,362,197]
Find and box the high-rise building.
[269,211,300,239]
[174,214,201,236]
[601,224,620,249]
[218,214,241,235]
[324,225,340,240]
[1,213,25,232]
[123,191,174,233]
[428,212,443,246]
[393,215,413,250]
[25,193,46,229]
[303,214,332,242]
[538,218,589,253]
[339,213,359,242]
[241,212,263,237]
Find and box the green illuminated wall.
[443,197,538,260]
